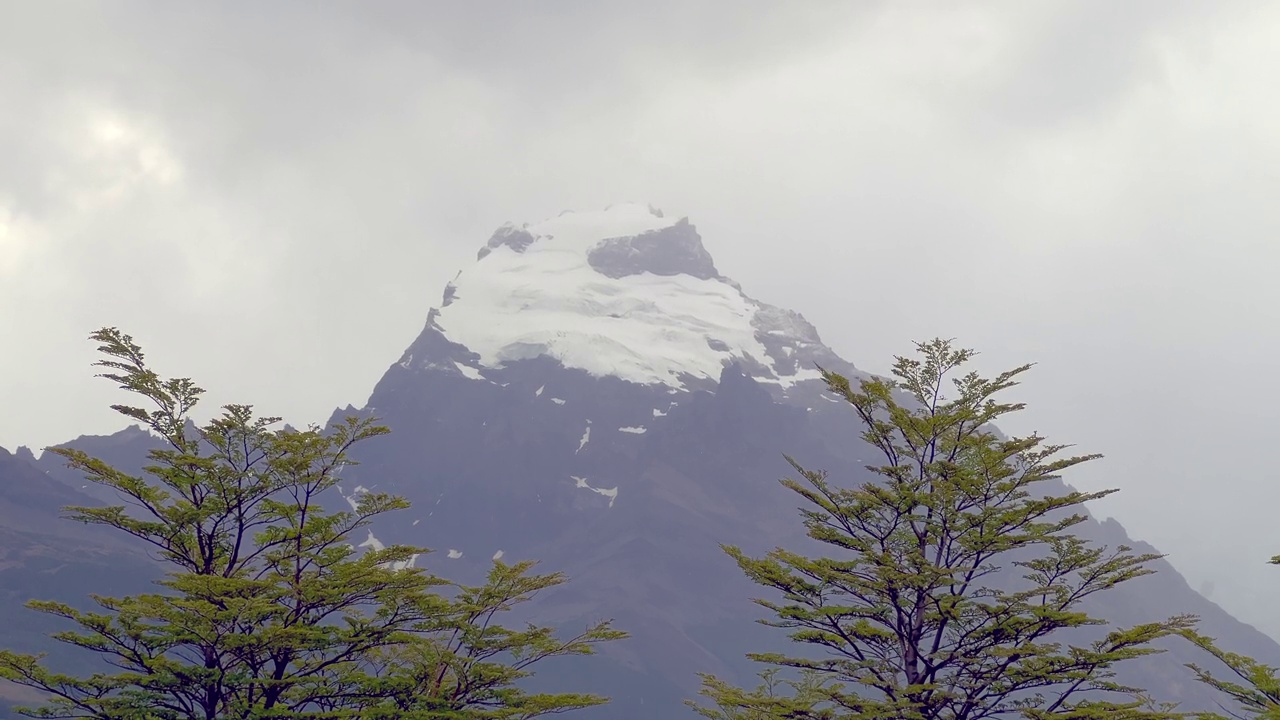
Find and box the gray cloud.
[3,1,1280,637]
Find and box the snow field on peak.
[432,204,794,390]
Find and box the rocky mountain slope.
[9,203,1278,718]
[0,448,157,716]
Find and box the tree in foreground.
[0,327,622,719]
[359,559,626,718]
[692,339,1195,719]
[1175,555,1280,720]
[692,669,829,720]
[1177,632,1280,720]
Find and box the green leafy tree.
[0,327,622,719]
[1175,556,1280,720]
[693,339,1195,720]
[690,669,830,719]
[358,560,624,718]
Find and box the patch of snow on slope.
[359,530,385,552]
[433,204,779,388]
[358,531,417,571]
[342,485,370,513]
[399,353,413,370]
[535,384,545,396]
[571,475,618,508]
[755,367,825,387]
[454,361,483,380]
[595,486,618,507]
[492,549,504,561]
[619,426,647,434]
[576,423,592,453]
[652,408,667,417]
[552,398,566,405]
[447,549,463,559]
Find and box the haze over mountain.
[7,207,1278,718]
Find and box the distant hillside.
[0,447,160,718]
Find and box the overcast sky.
[3,1,1280,638]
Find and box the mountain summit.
[406,203,843,395]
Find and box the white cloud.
[0,201,40,277]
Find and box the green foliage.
[1173,555,1280,720]
[358,560,626,718]
[693,339,1195,720]
[0,327,623,719]
[1176,629,1280,720]
[689,669,832,719]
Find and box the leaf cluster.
[1168,551,1280,719]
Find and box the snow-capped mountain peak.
[403,204,845,393]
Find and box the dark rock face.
[34,425,166,506]
[338,353,838,710]
[389,310,488,380]
[0,447,159,715]
[587,219,719,280]
[750,304,833,378]
[476,225,537,261]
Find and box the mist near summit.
[3,0,1279,644]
